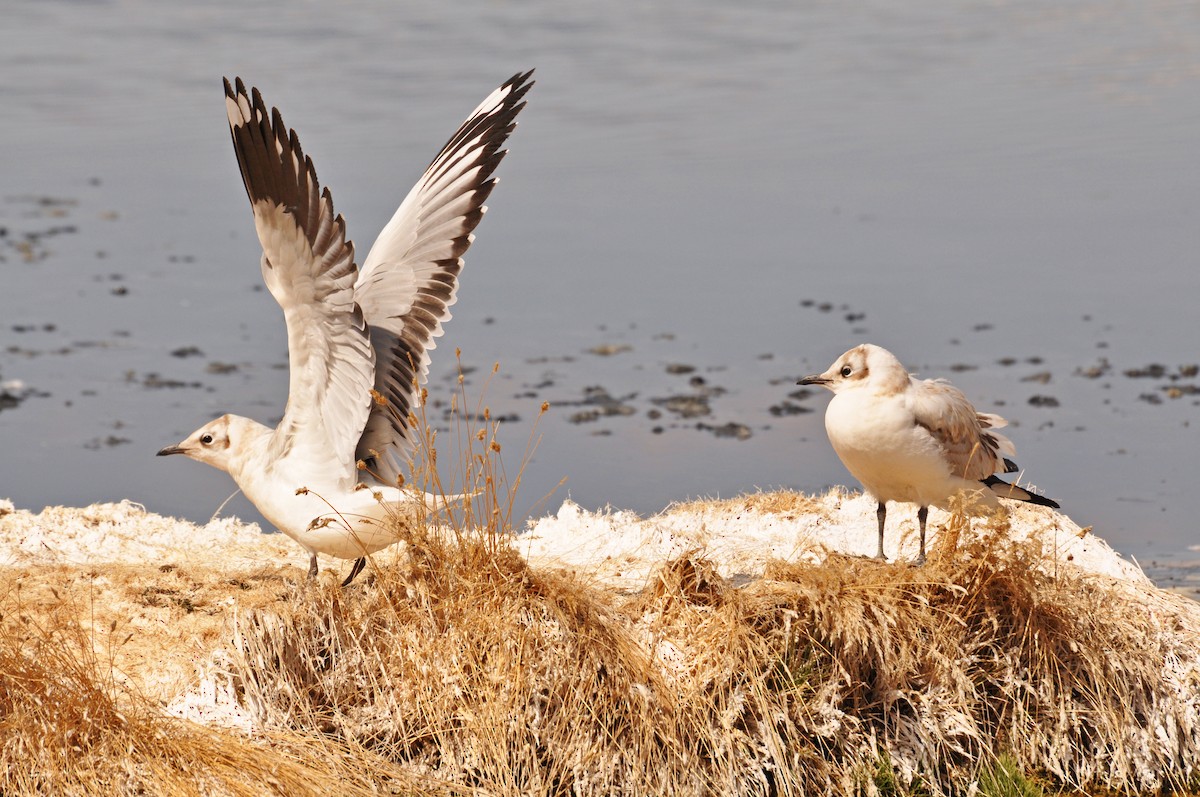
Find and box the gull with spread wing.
[799,344,1059,564]
[159,72,533,584]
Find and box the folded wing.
[353,70,534,485]
[908,378,1016,481]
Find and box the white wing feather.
[353,71,534,485]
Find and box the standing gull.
[159,72,533,584]
[799,344,1058,563]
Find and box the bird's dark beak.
[797,374,829,386]
[157,444,185,457]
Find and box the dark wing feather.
[224,77,375,484]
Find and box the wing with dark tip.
[908,378,1017,481]
[353,70,534,484]
[909,378,1058,506]
[224,77,375,484]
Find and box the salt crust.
[520,491,1149,591]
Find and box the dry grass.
[5,516,1199,797]
[671,489,829,518]
[3,365,1199,795]
[0,577,443,796]
[0,561,298,703]
[217,509,1200,796]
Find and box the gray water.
[1,1,1198,575]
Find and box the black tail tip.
[983,475,1060,509]
[1025,492,1061,509]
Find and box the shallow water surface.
[1,1,1198,571]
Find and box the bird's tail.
[982,475,1060,508]
[420,490,482,513]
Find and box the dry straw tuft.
[0,584,435,796]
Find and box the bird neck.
[872,369,912,397]
[224,416,276,487]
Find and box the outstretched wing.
[353,70,534,485]
[907,378,1017,481]
[224,77,375,485]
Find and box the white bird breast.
[249,478,420,559]
[824,389,961,506]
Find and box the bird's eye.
[840,365,852,377]
[200,434,214,445]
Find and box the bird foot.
[340,557,367,587]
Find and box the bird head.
[157,414,240,473]
[797,343,907,395]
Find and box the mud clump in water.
[564,386,637,424]
[697,421,752,440]
[652,376,726,420]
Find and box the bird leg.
[875,501,887,560]
[307,552,319,580]
[341,556,367,587]
[915,505,929,566]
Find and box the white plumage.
[159,72,533,583]
[800,343,1058,563]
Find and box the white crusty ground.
[0,498,305,570]
[0,492,1145,586]
[518,490,1150,592]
